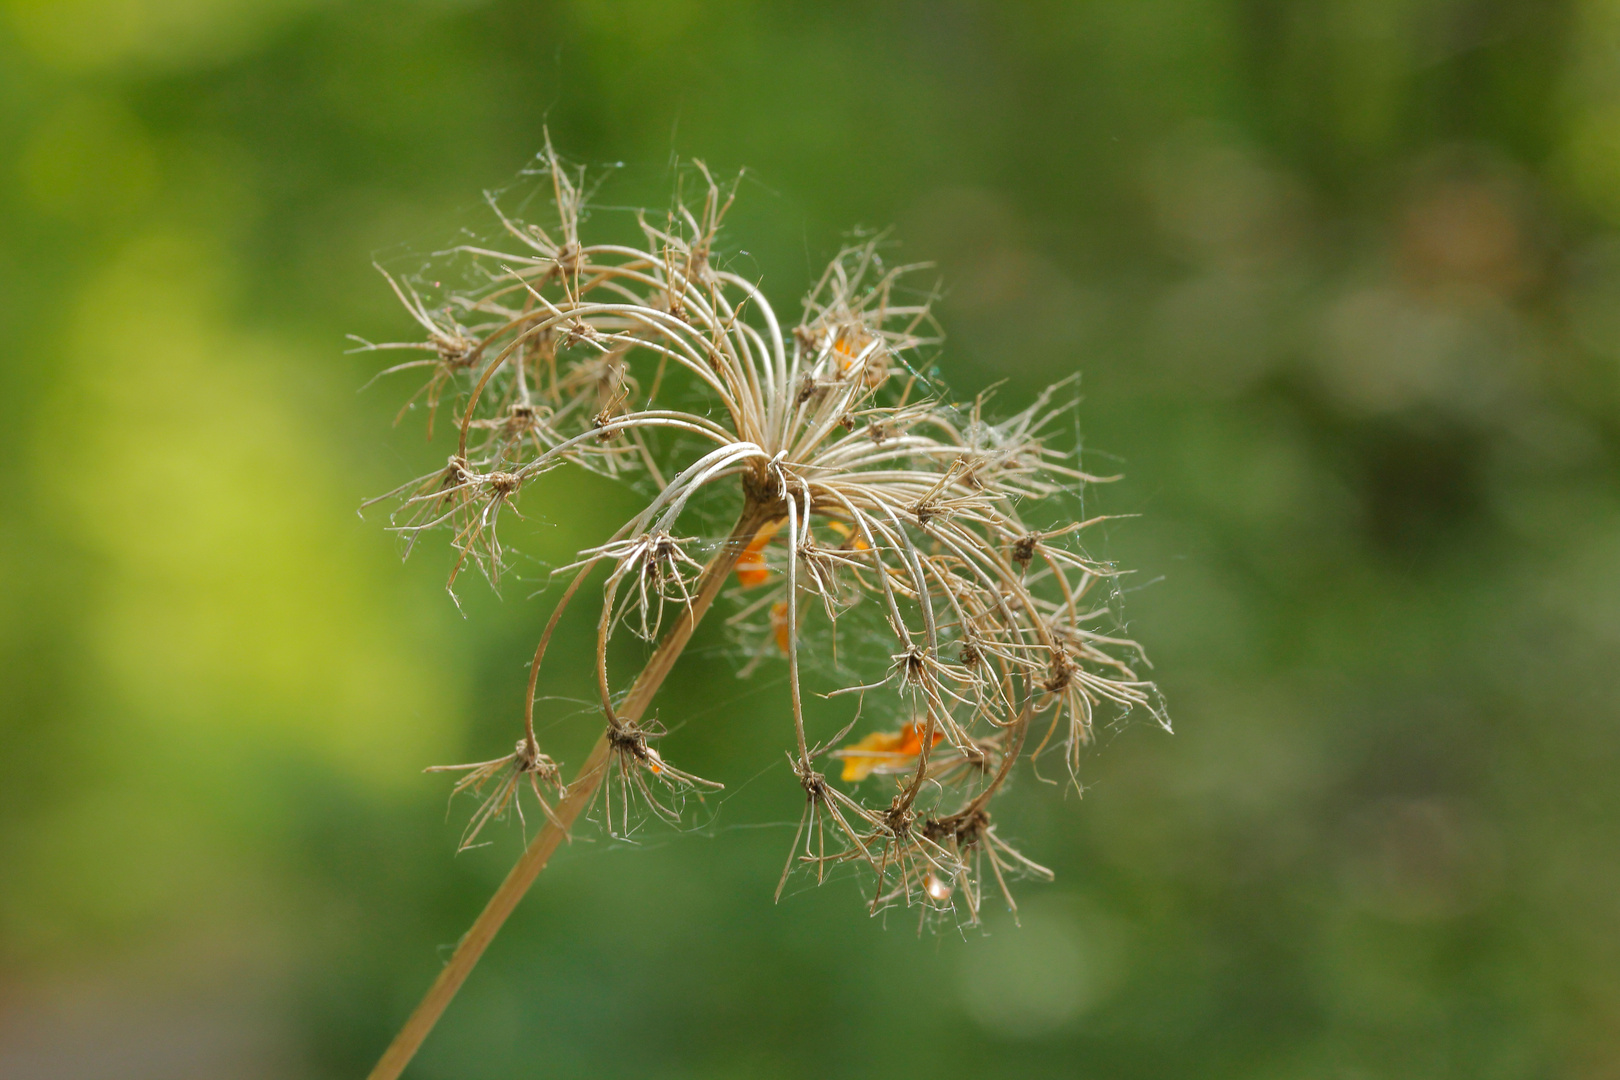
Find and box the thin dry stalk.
[366,506,768,1080]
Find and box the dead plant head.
[362,136,1168,926]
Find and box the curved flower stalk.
[360,140,1166,1080]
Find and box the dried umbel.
[359,141,1166,1079]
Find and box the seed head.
[365,136,1167,925]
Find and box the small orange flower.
[735,521,780,588]
[834,722,944,782]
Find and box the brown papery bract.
[358,137,1167,1080]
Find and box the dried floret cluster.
[360,142,1166,927]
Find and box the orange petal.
[824,520,870,551]
[832,328,872,373]
[895,722,944,757]
[734,521,780,589]
[837,730,906,782]
[834,724,943,782]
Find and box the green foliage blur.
[3,2,1618,1077]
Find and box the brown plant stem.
[366,500,773,1080]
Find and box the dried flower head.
[364,137,1167,928]
[425,736,563,851]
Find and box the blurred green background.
[3,1,1619,1077]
